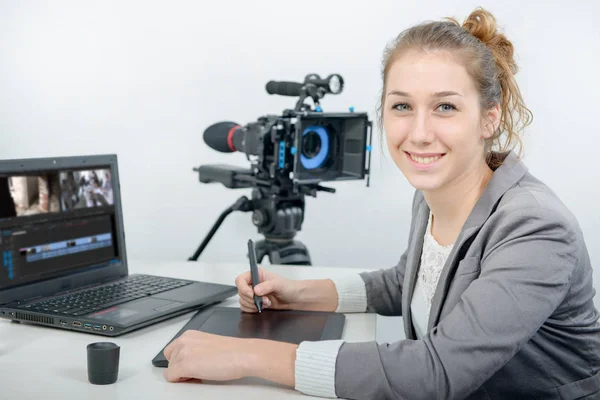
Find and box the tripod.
[188,187,312,265]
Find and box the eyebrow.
[387,90,462,97]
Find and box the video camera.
[190,73,373,266]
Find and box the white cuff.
[295,340,344,398]
[330,274,367,313]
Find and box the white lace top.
[411,212,454,339]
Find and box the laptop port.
[73,321,82,327]
[84,323,92,329]
[102,325,107,330]
[109,326,114,331]
[93,325,101,331]
[59,320,67,326]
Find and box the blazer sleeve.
[356,190,421,316]
[357,249,408,316]
[334,205,580,400]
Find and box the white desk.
[0,260,378,399]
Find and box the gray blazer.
[335,151,600,399]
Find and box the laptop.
[0,154,238,336]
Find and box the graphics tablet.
[152,306,346,367]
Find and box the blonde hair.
[378,7,533,169]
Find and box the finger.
[164,338,181,361]
[163,368,191,382]
[165,338,187,364]
[235,274,255,299]
[164,359,188,382]
[240,295,271,312]
[164,330,195,360]
[239,299,258,313]
[258,267,274,281]
[254,280,278,297]
[262,296,272,308]
[239,296,257,310]
[238,288,255,303]
[235,271,251,287]
[240,304,257,313]
[238,286,254,302]
[240,293,273,309]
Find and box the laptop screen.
[0,161,122,291]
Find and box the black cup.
[87,342,120,385]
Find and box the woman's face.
[383,49,497,193]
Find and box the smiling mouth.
[405,152,445,165]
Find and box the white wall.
[1,0,598,307]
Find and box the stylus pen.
[248,239,263,313]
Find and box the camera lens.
[300,125,330,170]
[302,131,322,158]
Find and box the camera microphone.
[202,121,243,153]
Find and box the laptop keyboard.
[19,275,193,316]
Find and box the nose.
[408,112,435,146]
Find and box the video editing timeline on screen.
[20,232,113,263]
[0,167,120,290]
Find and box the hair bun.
[462,8,497,44]
[462,7,518,75]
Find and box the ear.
[481,103,501,139]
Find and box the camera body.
[202,109,371,190]
[197,74,372,195]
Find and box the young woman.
[162,8,600,399]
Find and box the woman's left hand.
[163,330,249,382]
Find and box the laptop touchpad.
[89,298,182,324]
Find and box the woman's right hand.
[234,267,300,313]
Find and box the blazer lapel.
[426,226,479,331]
[402,200,430,340]
[426,151,529,331]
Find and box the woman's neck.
[424,162,493,244]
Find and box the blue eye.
[393,103,411,111]
[437,103,457,112]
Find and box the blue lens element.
[300,126,329,169]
